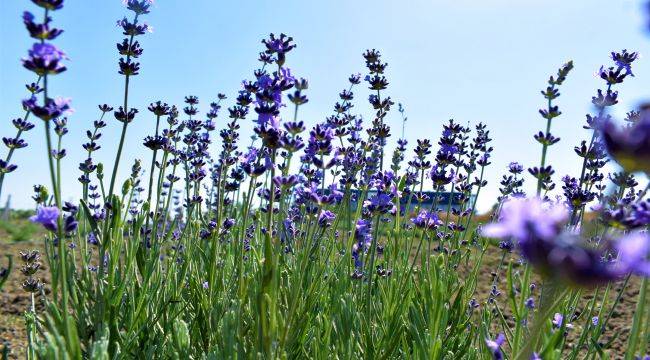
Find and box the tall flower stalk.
[531,61,573,196]
[108,0,153,199]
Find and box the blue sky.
[1,0,649,211]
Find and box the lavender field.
[0,0,650,359]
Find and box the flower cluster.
[19,250,42,293]
[529,61,573,194]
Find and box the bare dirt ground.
[0,240,47,359]
[469,245,643,359]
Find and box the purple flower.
[429,165,454,186]
[614,231,650,276]
[23,11,63,40]
[352,219,372,270]
[262,33,295,66]
[602,111,650,174]
[552,312,574,330]
[611,49,639,76]
[123,0,154,14]
[280,67,295,85]
[257,74,273,90]
[508,162,524,174]
[468,298,479,310]
[273,175,299,189]
[592,89,618,108]
[221,218,235,232]
[482,198,633,286]
[318,210,336,228]
[202,281,209,289]
[411,210,442,230]
[30,206,59,232]
[482,197,568,243]
[117,18,153,36]
[31,0,64,11]
[354,219,373,248]
[363,192,394,214]
[552,313,563,329]
[22,96,73,121]
[592,316,599,326]
[87,232,99,246]
[307,124,334,156]
[0,160,18,174]
[22,43,67,75]
[61,215,78,233]
[525,297,535,309]
[485,333,505,360]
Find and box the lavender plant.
[1,1,649,359]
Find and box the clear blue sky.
[1,0,649,211]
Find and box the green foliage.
[0,217,41,242]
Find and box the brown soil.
[466,244,644,359]
[0,240,49,359]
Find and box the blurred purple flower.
[614,231,650,276]
[485,333,505,360]
[30,206,59,232]
[22,43,67,75]
[508,161,524,174]
[22,96,73,121]
[525,297,535,309]
[23,11,63,40]
[552,313,563,329]
[602,111,650,174]
[31,0,64,11]
[482,197,568,242]
[318,210,336,228]
[0,160,18,174]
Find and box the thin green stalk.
[537,85,555,195]
[107,13,139,198]
[625,277,648,360]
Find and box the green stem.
[625,277,648,360]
